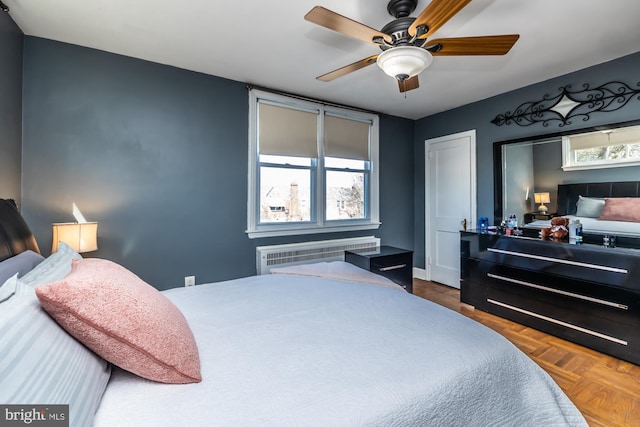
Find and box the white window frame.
[247,89,380,239]
[562,125,640,171]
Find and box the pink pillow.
[599,198,640,223]
[35,258,201,384]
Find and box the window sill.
[562,159,640,171]
[246,222,381,239]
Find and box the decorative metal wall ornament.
[491,81,640,127]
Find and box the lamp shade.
[376,46,433,80]
[52,222,98,253]
[534,192,551,204]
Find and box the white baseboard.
[413,267,427,281]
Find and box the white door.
[425,130,476,288]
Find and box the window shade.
[570,127,640,150]
[258,103,318,158]
[324,115,370,160]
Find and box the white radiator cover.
[256,236,380,275]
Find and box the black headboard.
[0,199,40,262]
[557,181,640,216]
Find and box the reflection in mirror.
[562,125,640,171]
[494,119,640,226]
[502,139,561,225]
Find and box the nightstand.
[523,212,557,224]
[345,246,413,293]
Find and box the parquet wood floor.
[413,279,640,427]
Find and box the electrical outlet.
[184,276,195,287]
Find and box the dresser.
[460,230,640,365]
[345,246,413,293]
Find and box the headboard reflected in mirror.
[0,198,40,262]
[556,181,640,216]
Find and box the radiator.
[256,236,380,275]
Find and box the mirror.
[500,138,562,225]
[493,119,640,225]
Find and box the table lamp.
[51,222,98,253]
[534,192,551,213]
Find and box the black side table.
[345,246,413,293]
[523,212,557,224]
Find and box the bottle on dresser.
[574,219,583,244]
[505,214,518,235]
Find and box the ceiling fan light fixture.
[376,46,433,81]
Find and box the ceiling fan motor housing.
[380,17,420,48]
[381,0,424,49]
[387,0,418,18]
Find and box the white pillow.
[0,273,18,303]
[19,242,81,287]
[0,250,45,286]
[0,278,111,427]
[576,195,606,218]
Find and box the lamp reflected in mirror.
[534,192,551,213]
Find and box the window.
[562,125,640,171]
[247,89,379,238]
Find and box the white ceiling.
[6,0,640,120]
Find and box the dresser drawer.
[370,252,411,270]
[464,258,640,327]
[371,256,411,287]
[485,286,638,364]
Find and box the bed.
[0,198,587,426]
[524,181,640,239]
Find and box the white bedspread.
[525,215,640,237]
[94,275,586,426]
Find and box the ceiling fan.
[305,0,520,93]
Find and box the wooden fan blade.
[305,6,391,45]
[398,76,420,93]
[429,35,520,55]
[316,55,379,82]
[408,0,471,38]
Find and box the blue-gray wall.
[502,143,534,219]
[0,12,23,203]
[20,37,415,290]
[532,141,563,211]
[414,51,640,269]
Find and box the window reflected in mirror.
[562,125,640,171]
